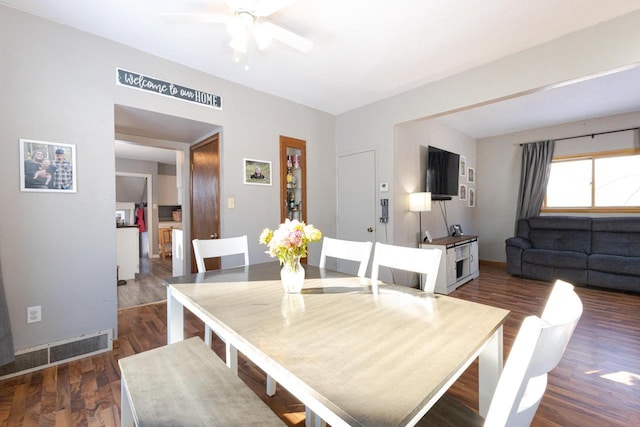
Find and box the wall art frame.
[459,156,467,176]
[20,138,77,193]
[243,158,272,185]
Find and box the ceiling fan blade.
[223,0,241,13]
[255,0,298,17]
[160,13,229,25]
[259,22,312,53]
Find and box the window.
[544,149,640,212]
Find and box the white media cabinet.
[420,235,479,294]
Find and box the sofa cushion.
[527,216,592,254]
[589,254,640,276]
[528,216,592,232]
[522,263,588,285]
[588,270,640,292]
[523,249,587,269]
[592,217,640,257]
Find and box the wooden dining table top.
[165,262,509,427]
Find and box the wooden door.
[190,134,220,273]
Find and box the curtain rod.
[520,126,639,145]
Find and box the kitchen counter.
[158,221,182,229]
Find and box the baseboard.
[0,329,113,380]
[479,260,507,268]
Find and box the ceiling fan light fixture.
[253,22,273,50]
[226,8,255,40]
[229,34,248,54]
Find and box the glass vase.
[280,257,305,294]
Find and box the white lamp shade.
[409,192,432,212]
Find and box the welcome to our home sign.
[116,68,222,109]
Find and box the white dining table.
[165,262,509,427]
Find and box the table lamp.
[409,192,432,243]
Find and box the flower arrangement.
[259,219,322,271]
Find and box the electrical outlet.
[27,306,41,323]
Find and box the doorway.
[114,105,219,308]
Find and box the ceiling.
[4,0,640,161]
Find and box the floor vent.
[0,329,113,380]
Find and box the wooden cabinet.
[280,136,306,224]
[420,236,479,294]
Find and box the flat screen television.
[426,145,460,200]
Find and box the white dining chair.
[319,237,373,277]
[370,242,442,292]
[192,236,249,273]
[192,238,252,374]
[191,236,279,397]
[417,279,583,427]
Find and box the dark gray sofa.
[506,216,640,293]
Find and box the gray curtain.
[0,258,15,366]
[515,140,555,222]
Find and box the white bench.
[119,337,285,426]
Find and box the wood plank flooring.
[1,264,639,426]
[116,257,170,309]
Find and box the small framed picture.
[459,184,467,201]
[468,188,476,208]
[20,139,76,193]
[459,156,466,176]
[451,224,464,237]
[243,158,272,185]
[467,167,475,183]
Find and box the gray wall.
[395,120,476,244]
[0,5,335,351]
[335,9,640,258]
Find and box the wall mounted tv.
[426,145,460,200]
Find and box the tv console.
[420,235,479,294]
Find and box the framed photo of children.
[243,158,272,185]
[20,139,77,193]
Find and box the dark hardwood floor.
[1,264,638,426]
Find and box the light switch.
[228,198,235,209]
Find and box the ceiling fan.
[161,0,313,66]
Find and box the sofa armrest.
[506,236,532,250]
[505,237,531,276]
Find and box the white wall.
[477,111,640,263]
[336,9,640,260]
[0,5,335,351]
